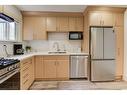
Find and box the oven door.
[0,68,20,90]
[69,32,83,40]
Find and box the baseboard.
[115,75,123,81]
[35,78,69,81]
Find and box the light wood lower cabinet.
[35,56,44,79]
[34,55,69,80]
[43,55,69,80]
[44,60,57,79]
[57,60,69,79]
[20,57,34,90]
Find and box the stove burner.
[0,58,20,69]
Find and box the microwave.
[69,32,83,40]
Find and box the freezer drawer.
[70,56,88,78]
[91,60,115,81]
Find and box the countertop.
[6,52,89,61]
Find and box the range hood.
[0,13,14,22]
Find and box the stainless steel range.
[0,58,20,90]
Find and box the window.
[0,22,6,40]
[0,18,18,41]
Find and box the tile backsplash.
[0,41,27,57]
[27,32,82,53]
[0,32,82,57]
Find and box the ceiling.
[16,5,87,12]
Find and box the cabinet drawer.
[21,59,32,67]
[43,55,69,60]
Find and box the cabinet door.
[57,17,69,32]
[114,13,124,27]
[23,17,34,40]
[28,57,34,86]
[69,17,76,31]
[35,56,44,79]
[46,17,57,31]
[57,60,69,79]
[89,12,102,26]
[102,12,113,26]
[44,60,57,79]
[115,27,124,77]
[33,17,47,40]
[76,17,84,31]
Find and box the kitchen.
[0,5,126,90]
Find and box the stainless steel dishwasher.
[70,55,88,79]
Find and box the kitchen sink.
[48,51,67,54]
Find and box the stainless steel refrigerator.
[90,27,116,81]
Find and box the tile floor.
[29,80,127,90]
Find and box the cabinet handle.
[55,61,57,66]
[100,21,101,25]
[57,61,59,65]
[118,48,120,56]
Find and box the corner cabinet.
[23,17,47,40]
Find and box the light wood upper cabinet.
[33,17,47,40]
[57,17,69,32]
[89,12,102,26]
[44,60,57,79]
[23,17,34,40]
[113,13,124,26]
[46,17,69,32]
[89,12,113,26]
[69,17,76,31]
[35,56,44,79]
[57,60,69,78]
[46,17,57,31]
[69,17,83,31]
[76,17,84,31]
[23,17,47,40]
[115,27,124,77]
[101,12,113,26]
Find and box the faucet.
[53,42,60,52]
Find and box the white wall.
[123,9,127,80]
